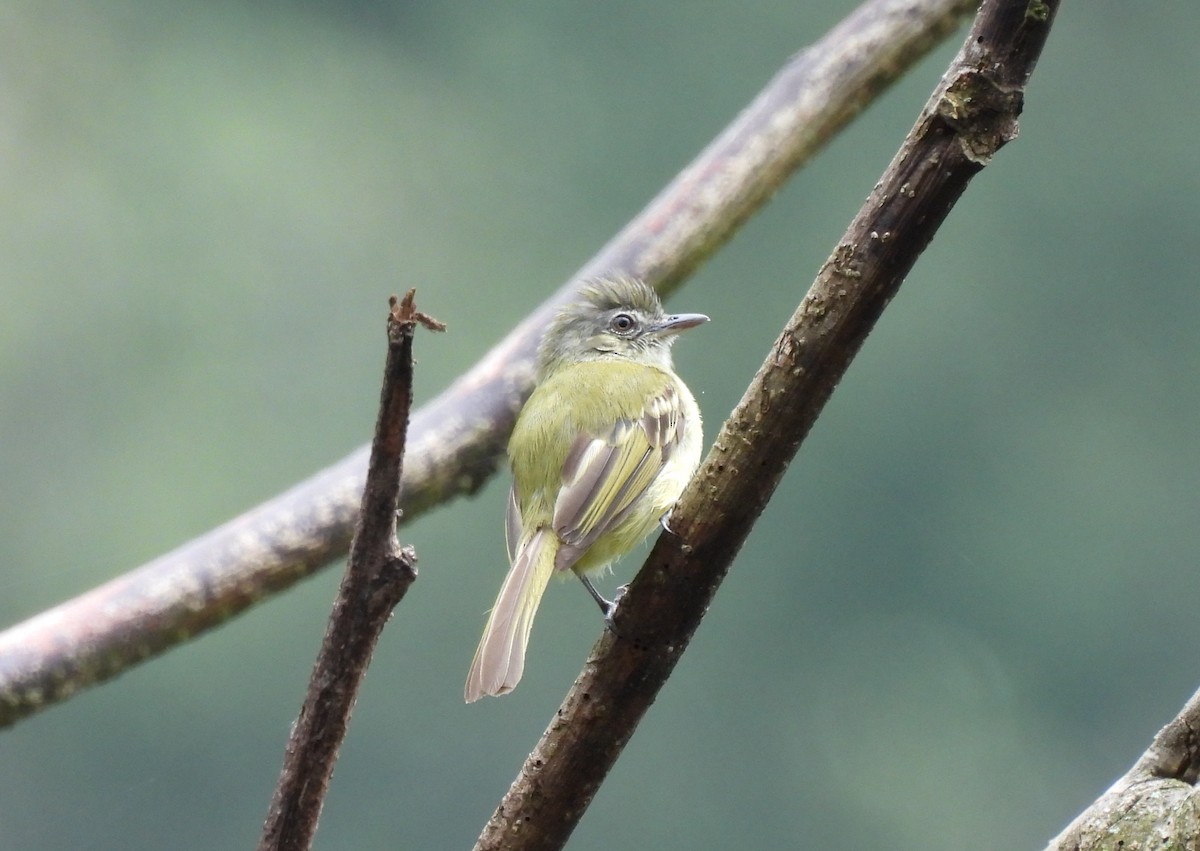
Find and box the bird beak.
[651,312,709,336]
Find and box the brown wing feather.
[551,383,684,567]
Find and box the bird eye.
[610,313,636,333]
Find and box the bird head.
[537,277,708,378]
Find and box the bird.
[465,276,707,702]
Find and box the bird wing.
[551,381,687,567]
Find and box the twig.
[0,0,978,730]
[473,2,1060,849]
[257,293,433,851]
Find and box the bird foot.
[603,585,629,635]
[578,575,628,636]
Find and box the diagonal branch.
[1046,685,1200,846]
[473,2,1060,849]
[0,0,977,730]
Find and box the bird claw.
[603,585,629,635]
[579,575,628,637]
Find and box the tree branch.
[473,2,1060,848]
[257,292,435,851]
[1046,686,1200,846]
[0,0,977,729]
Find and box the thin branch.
[473,2,1060,849]
[0,0,977,730]
[257,292,433,851]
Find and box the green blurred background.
[2,1,1197,848]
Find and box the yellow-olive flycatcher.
[464,277,707,702]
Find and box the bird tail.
[465,529,557,702]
